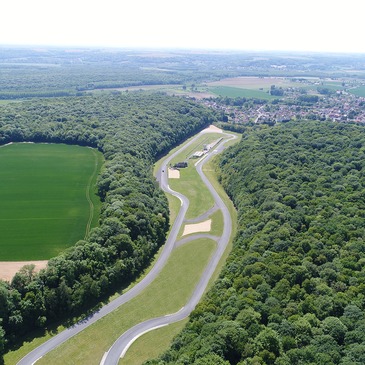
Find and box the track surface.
[102,129,235,364]
[17,128,235,365]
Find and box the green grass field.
[168,133,224,220]
[0,143,103,260]
[121,319,188,365]
[33,239,216,365]
[208,86,277,99]
[349,85,365,97]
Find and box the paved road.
[17,128,235,365]
[102,130,236,364]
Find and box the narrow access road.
[102,130,236,364]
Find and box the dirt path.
[205,125,223,133]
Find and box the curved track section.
[18,129,236,365]
[102,130,236,364]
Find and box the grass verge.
[166,193,181,228]
[120,319,188,365]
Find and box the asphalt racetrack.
[17,127,236,365]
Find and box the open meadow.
[208,76,295,89]
[0,143,103,261]
[206,76,294,98]
[349,85,365,97]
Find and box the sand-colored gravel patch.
[0,261,48,282]
[182,219,211,236]
[168,168,180,179]
[205,125,223,133]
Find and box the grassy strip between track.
[36,239,216,365]
[6,241,213,364]
[155,131,224,220]
[6,129,240,365]
[169,163,213,220]
[167,132,224,219]
[121,319,188,365]
[165,193,181,229]
[177,207,223,239]
[117,131,241,364]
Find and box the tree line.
[146,121,365,365]
[0,92,216,361]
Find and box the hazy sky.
[1,0,364,53]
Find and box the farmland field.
[0,143,103,261]
[206,76,300,99]
[208,86,277,99]
[349,85,365,97]
[208,76,296,90]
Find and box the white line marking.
[31,357,42,365]
[164,307,185,317]
[194,154,208,166]
[120,324,168,359]
[100,352,108,365]
[0,142,13,148]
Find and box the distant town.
[201,80,365,126]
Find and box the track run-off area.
[16,125,239,365]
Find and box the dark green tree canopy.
[0,92,216,357]
[149,120,365,365]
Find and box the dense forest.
[0,92,216,361]
[146,121,365,365]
